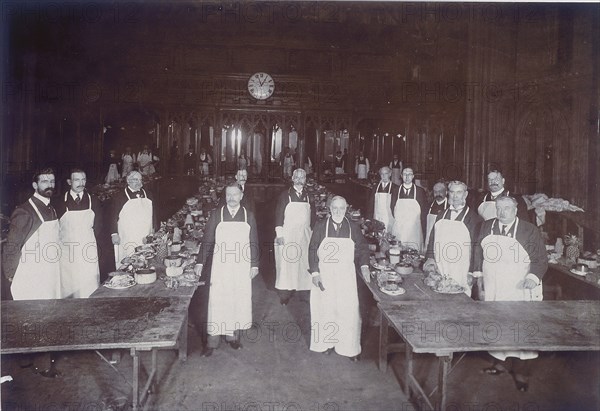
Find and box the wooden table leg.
[131,348,139,411]
[179,314,188,361]
[405,342,413,401]
[379,310,389,372]
[438,353,453,411]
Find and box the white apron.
[121,154,135,177]
[310,219,361,357]
[59,192,100,298]
[207,208,253,336]
[481,219,542,361]
[478,191,512,221]
[391,187,423,253]
[425,199,447,250]
[11,199,61,300]
[283,156,294,178]
[199,154,210,175]
[275,199,312,290]
[138,152,153,175]
[357,163,368,179]
[115,189,153,267]
[105,164,119,184]
[433,208,471,296]
[373,182,395,232]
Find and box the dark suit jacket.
[476,190,530,222]
[473,217,547,279]
[425,207,483,272]
[365,181,398,220]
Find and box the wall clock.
[248,72,275,100]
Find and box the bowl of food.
[135,268,156,284]
[166,266,184,277]
[395,263,414,275]
[164,255,182,267]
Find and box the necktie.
[48,204,57,219]
[75,194,81,204]
[501,225,507,236]
[333,221,341,232]
[230,209,236,219]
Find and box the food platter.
[380,286,406,296]
[570,268,588,277]
[104,274,136,289]
[432,286,466,294]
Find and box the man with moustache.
[365,166,398,233]
[476,169,529,222]
[220,169,255,213]
[195,183,260,356]
[274,168,316,305]
[2,167,61,377]
[424,181,449,250]
[54,168,101,298]
[110,170,157,268]
[423,181,482,296]
[390,167,427,252]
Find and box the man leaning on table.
[195,183,259,357]
[473,196,547,392]
[423,181,482,297]
[2,167,61,377]
[308,196,370,361]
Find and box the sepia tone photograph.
[1,1,598,410]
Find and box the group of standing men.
[367,165,546,391]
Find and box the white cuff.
[275,226,284,238]
[310,271,320,277]
[525,273,541,285]
[472,271,483,278]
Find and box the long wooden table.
[91,272,199,361]
[378,300,600,410]
[1,297,189,410]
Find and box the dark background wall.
[1,2,598,229]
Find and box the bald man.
[274,168,317,305]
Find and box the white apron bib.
[199,154,210,175]
[391,166,402,186]
[478,191,511,221]
[11,199,61,300]
[357,163,368,179]
[391,188,423,253]
[275,199,312,291]
[310,219,361,357]
[59,192,100,298]
[425,199,447,249]
[481,219,542,361]
[207,208,253,336]
[121,154,135,177]
[373,182,395,232]
[433,208,472,296]
[105,163,120,184]
[115,189,153,267]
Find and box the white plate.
[570,269,588,277]
[104,275,136,289]
[380,287,406,296]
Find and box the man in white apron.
[219,169,255,213]
[282,149,295,179]
[274,168,316,305]
[110,171,155,268]
[389,154,403,186]
[473,196,547,392]
[424,182,449,249]
[2,168,61,376]
[391,167,426,252]
[56,168,100,298]
[355,151,370,179]
[121,146,136,178]
[308,196,370,361]
[198,148,212,176]
[423,181,482,296]
[137,145,156,176]
[105,149,121,184]
[195,184,259,357]
[477,169,530,222]
[366,167,397,233]
[334,150,345,174]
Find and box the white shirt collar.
[70,190,83,200]
[491,188,505,198]
[435,198,446,205]
[403,183,413,190]
[33,192,50,206]
[228,206,239,216]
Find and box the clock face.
[248,72,275,100]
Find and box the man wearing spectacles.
[110,170,157,268]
